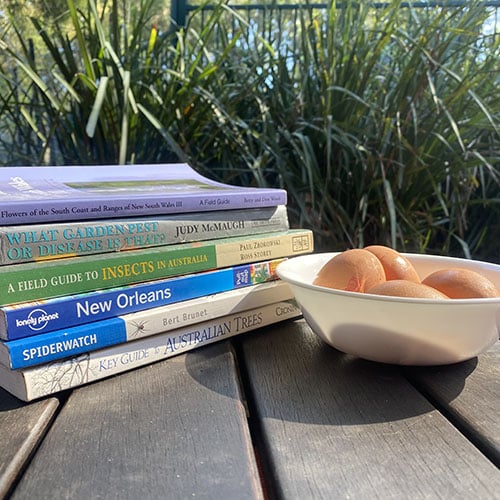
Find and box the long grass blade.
[85,76,109,138]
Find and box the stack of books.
[0,163,313,401]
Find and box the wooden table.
[0,318,498,499]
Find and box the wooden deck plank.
[10,342,264,500]
[405,340,499,466]
[240,319,500,499]
[0,390,60,498]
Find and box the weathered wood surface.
[2,319,499,499]
[405,340,499,466]
[10,342,263,500]
[0,390,60,498]
[240,319,500,499]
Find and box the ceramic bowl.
[277,252,500,365]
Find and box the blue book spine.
[5,316,127,369]
[2,280,293,369]
[2,259,283,340]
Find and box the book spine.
[7,300,301,401]
[0,206,289,265]
[0,229,313,306]
[1,258,285,340]
[0,281,293,369]
[0,161,288,225]
[2,190,288,225]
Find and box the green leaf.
[85,76,109,138]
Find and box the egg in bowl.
[276,251,500,365]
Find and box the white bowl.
[277,252,500,365]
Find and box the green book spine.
[0,229,313,305]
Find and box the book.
[0,258,286,340]
[0,300,302,401]
[0,205,289,265]
[0,163,287,225]
[0,229,313,306]
[0,280,293,369]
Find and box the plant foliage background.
[0,0,498,262]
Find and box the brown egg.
[313,249,386,292]
[364,245,420,282]
[422,268,500,299]
[367,280,450,299]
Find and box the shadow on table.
[0,388,31,411]
[185,319,478,426]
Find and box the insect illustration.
[129,319,149,338]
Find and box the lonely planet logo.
[19,309,60,331]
